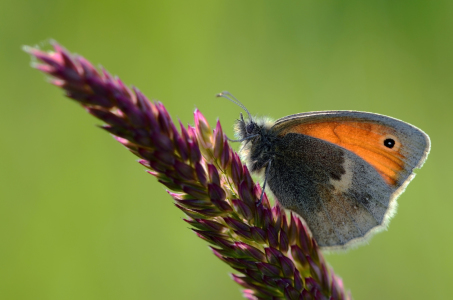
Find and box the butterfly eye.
[246,123,255,133]
[383,138,396,149]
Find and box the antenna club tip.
[216,91,230,98]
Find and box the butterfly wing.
[268,111,430,249]
[273,111,430,190]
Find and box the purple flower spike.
[26,42,351,299]
[207,164,221,186]
[194,109,213,150]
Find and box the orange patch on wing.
[283,122,404,186]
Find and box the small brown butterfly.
[218,92,430,250]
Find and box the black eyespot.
[384,138,395,149]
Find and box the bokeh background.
[1,1,452,299]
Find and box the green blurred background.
[1,1,451,299]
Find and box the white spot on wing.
[329,157,354,193]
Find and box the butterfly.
[218,92,431,249]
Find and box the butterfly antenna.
[216,91,253,121]
[256,160,272,206]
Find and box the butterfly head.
[217,92,278,173]
[234,112,260,140]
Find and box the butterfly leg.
[256,160,272,207]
